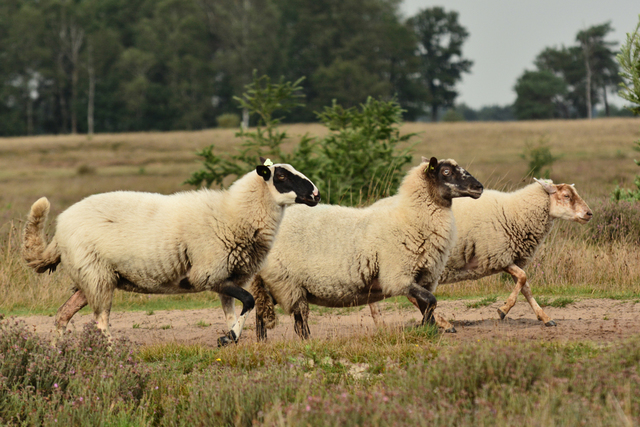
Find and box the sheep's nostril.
[586,211,593,217]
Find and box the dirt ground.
[11,298,640,347]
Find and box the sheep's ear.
[533,177,556,194]
[256,165,271,181]
[425,157,438,176]
[259,156,267,164]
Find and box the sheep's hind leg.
[521,282,556,326]
[217,285,255,347]
[291,298,310,340]
[55,289,88,335]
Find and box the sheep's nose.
[586,210,593,218]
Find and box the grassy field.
[1,117,639,315]
[1,118,640,425]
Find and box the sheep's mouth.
[467,189,483,199]
[577,215,592,224]
[297,194,321,207]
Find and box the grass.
[465,295,498,308]
[1,318,639,426]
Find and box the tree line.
[0,0,473,136]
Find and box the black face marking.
[433,160,484,201]
[272,166,320,206]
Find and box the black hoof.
[497,309,506,320]
[545,320,557,327]
[445,327,457,333]
[217,330,238,347]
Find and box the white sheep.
[369,178,593,330]
[248,157,483,341]
[22,159,320,345]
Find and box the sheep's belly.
[116,275,201,295]
[307,289,388,308]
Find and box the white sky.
[400,0,640,109]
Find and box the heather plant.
[585,198,640,245]
[0,320,149,425]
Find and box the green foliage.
[465,296,498,308]
[529,22,619,119]
[311,98,414,205]
[513,70,568,120]
[187,74,414,206]
[611,15,640,201]
[618,16,640,114]
[441,108,465,122]
[408,7,473,121]
[215,113,240,128]
[185,72,313,188]
[520,136,561,178]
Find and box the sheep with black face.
[249,157,483,341]
[22,158,319,345]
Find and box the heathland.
[1,118,640,425]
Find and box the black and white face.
[423,156,484,201]
[256,162,320,207]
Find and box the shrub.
[216,113,241,129]
[611,16,640,200]
[186,73,414,206]
[585,198,640,245]
[520,136,561,179]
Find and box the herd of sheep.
[21,155,592,345]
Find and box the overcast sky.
[400,0,639,109]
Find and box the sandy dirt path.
[11,298,640,347]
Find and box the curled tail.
[251,274,277,329]
[22,197,61,273]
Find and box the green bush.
[216,113,241,129]
[520,136,561,179]
[186,73,415,206]
[441,109,465,122]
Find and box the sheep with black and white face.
[22,158,319,345]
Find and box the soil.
[11,298,640,347]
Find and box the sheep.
[248,157,484,341]
[368,178,593,330]
[22,159,320,346]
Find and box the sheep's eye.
[564,194,570,199]
[276,173,286,181]
[442,168,451,176]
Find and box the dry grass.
[1,117,639,314]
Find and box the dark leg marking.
[216,285,255,347]
[408,285,437,326]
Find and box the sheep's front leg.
[217,285,255,347]
[219,294,237,330]
[408,285,437,327]
[498,264,555,326]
